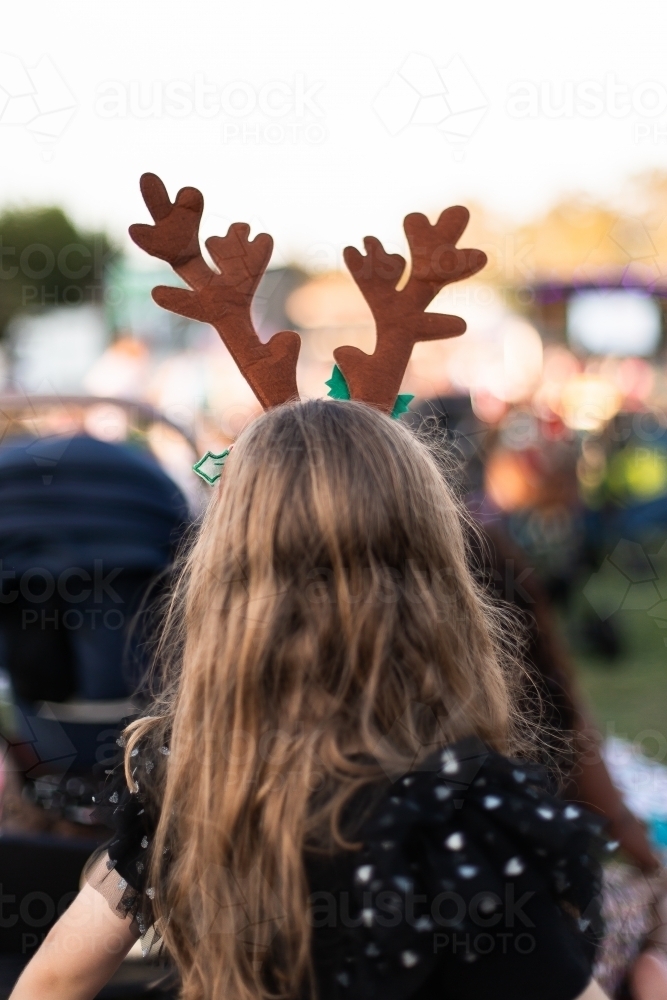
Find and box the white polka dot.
[434,786,452,801]
[536,807,555,820]
[513,770,526,783]
[441,751,459,774]
[483,795,501,810]
[564,806,580,820]
[393,875,413,893]
[414,915,434,931]
[362,908,375,926]
[504,857,525,877]
[355,864,374,884]
[457,865,478,879]
[444,832,464,851]
[401,950,420,968]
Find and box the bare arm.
[9,882,137,1000]
[572,709,661,873]
[577,981,611,1000]
[9,884,612,1000]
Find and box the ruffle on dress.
[308,737,609,1000]
[88,736,609,999]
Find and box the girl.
[11,399,611,1000]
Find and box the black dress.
[88,736,609,1000]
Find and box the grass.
[574,615,667,745]
[563,546,667,750]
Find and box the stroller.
[0,396,193,998]
[0,426,191,771]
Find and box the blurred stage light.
[566,289,661,357]
[560,373,622,431]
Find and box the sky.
[2,0,667,270]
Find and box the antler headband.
[129,173,486,479]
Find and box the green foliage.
[0,206,118,336]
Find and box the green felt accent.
[325,364,350,400]
[391,393,414,419]
[192,448,230,485]
[326,365,413,419]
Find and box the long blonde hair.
[125,399,524,1000]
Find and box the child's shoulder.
[308,737,610,1000]
[354,735,608,890]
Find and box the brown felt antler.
[129,173,300,410]
[335,207,487,413]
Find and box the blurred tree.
[0,207,118,337]
[513,176,667,286]
[623,170,667,226]
[516,198,623,284]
